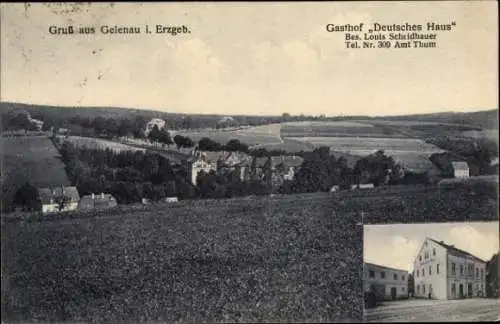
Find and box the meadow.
[286,137,444,172]
[280,121,403,138]
[1,136,71,211]
[62,136,146,153]
[2,193,363,323]
[173,123,284,147]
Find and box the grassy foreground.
[2,194,363,323]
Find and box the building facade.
[364,262,409,301]
[413,238,486,300]
[144,118,166,136]
[452,161,470,178]
[38,186,80,213]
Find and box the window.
[437,264,440,274]
[452,263,456,275]
[433,248,436,256]
[429,266,432,276]
[416,270,419,277]
[402,287,405,292]
[402,275,405,281]
[460,265,464,275]
[422,268,425,276]
[476,268,479,278]
[419,255,422,261]
[369,270,375,278]
[481,269,484,280]
[417,285,420,294]
[451,283,456,297]
[381,271,386,279]
[394,273,398,280]
[423,285,426,294]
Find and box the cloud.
[447,224,499,261]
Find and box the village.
[5,112,498,216]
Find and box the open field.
[365,298,500,322]
[1,136,71,211]
[2,194,363,323]
[281,121,403,138]
[462,129,499,142]
[173,123,283,146]
[287,137,445,172]
[252,138,316,152]
[62,136,146,153]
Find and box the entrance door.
[391,287,397,300]
[459,284,464,298]
[467,284,473,298]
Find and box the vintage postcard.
[1,2,498,323]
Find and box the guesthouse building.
[413,238,486,300]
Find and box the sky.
[0,2,498,116]
[364,222,500,273]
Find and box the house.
[330,185,340,192]
[186,150,218,186]
[351,183,375,190]
[413,238,486,300]
[38,186,80,213]
[364,262,409,301]
[165,197,179,203]
[144,118,166,136]
[451,161,469,178]
[250,155,303,184]
[78,193,117,210]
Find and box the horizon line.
[1,100,498,119]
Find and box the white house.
[413,237,486,300]
[364,262,409,301]
[144,118,166,136]
[38,186,80,213]
[451,161,469,178]
[186,151,218,186]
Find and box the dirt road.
[365,298,500,322]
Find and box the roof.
[428,238,486,263]
[364,262,409,274]
[38,186,80,204]
[253,155,304,168]
[451,161,469,170]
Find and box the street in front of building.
[365,298,500,322]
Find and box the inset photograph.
[364,222,500,322]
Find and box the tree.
[148,125,161,146]
[224,139,249,153]
[13,182,39,211]
[158,128,173,147]
[198,137,223,151]
[54,194,72,211]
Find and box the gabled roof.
[38,186,80,204]
[365,262,409,274]
[451,161,469,170]
[428,238,486,263]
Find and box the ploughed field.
[1,136,71,211]
[288,137,445,173]
[2,194,364,323]
[365,298,500,322]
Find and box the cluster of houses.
[36,185,117,214]
[364,237,493,303]
[185,147,303,188]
